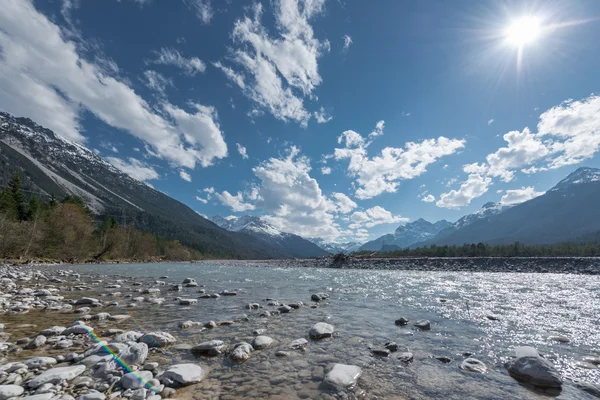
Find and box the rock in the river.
[24,357,57,369]
[39,326,66,336]
[118,343,149,366]
[121,371,153,390]
[276,351,290,357]
[0,384,25,400]
[78,391,105,400]
[573,381,600,398]
[384,342,398,352]
[203,321,216,329]
[290,338,308,349]
[182,278,196,285]
[62,325,93,335]
[397,352,414,363]
[309,322,334,339]
[506,348,562,388]
[413,320,431,330]
[229,342,253,362]
[160,363,208,386]
[74,298,99,305]
[178,321,201,329]
[252,336,273,350]
[372,348,391,357]
[323,364,362,390]
[460,358,487,373]
[178,298,197,306]
[113,331,143,343]
[394,317,409,326]
[548,335,570,343]
[311,293,329,302]
[191,340,225,356]
[28,365,86,388]
[25,335,47,349]
[139,332,176,348]
[246,303,260,310]
[278,305,292,313]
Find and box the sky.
[1,0,600,243]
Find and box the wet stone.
[309,322,334,339]
[460,358,487,373]
[413,320,431,330]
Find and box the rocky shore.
[1,263,599,400]
[263,256,600,274]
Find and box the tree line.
[0,172,202,263]
[352,240,600,258]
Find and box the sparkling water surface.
[21,261,600,399]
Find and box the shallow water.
[6,261,600,399]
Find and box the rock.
[18,394,55,400]
[513,346,540,358]
[460,358,487,373]
[62,325,93,335]
[170,284,182,292]
[92,312,110,320]
[139,332,176,348]
[182,278,196,285]
[230,342,253,362]
[191,340,225,356]
[113,331,143,343]
[258,311,271,318]
[394,317,409,326]
[28,365,86,388]
[252,336,273,350]
[24,357,57,369]
[573,381,600,398]
[118,343,149,366]
[253,329,266,335]
[397,352,414,363]
[435,356,452,363]
[74,298,99,305]
[0,384,24,400]
[178,298,197,306]
[109,315,131,322]
[486,315,500,321]
[25,335,47,349]
[278,305,292,313]
[246,303,260,310]
[290,338,308,349]
[583,356,600,366]
[311,293,329,302]
[413,320,431,330]
[130,388,146,400]
[549,335,570,343]
[121,371,153,390]
[143,363,159,371]
[288,302,303,309]
[160,363,208,386]
[372,348,391,357]
[276,351,291,357]
[178,321,200,330]
[384,342,398,352]
[78,392,106,400]
[323,364,362,390]
[56,339,74,349]
[507,354,562,388]
[309,322,334,339]
[219,290,236,296]
[39,326,66,336]
[203,321,216,329]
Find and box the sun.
[505,16,542,47]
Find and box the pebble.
[252,336,273,350]
[323,364,362,390]
[460,358,487,373]
[160,363,208,386]
[309,322,334,339]
[413,320,431,330]
[395,317,409,326]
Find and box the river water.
[28,261,600,399]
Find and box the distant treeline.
[352,241,600,258]
[0,172,202,263]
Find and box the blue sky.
[1,0,600,243]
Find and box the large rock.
[252,336,273,350]
[74,298,99,305]
[160,363,208,386]
[309,322,334,339]
[39,326,66,336]
[413,320,431,330]
[191,340,225,356]
[460,358,487,373]
[113,331,143,343]
[0,385,24,400]
[323,364,362,389]
[290,338,308,349]
[18,394,55,400]
[28,365,86,388]
[139,332,176,348]
[24,357,57,369]
[507,352,562,388]
[25,335,47,349]
[62,325,93,335]
[311,293,329,302]
[229,343,253,362]
[118,342,149,366]
[121,371,153,390]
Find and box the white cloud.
[342,34,352,52]
[499,186,545,205]
[182,0,213,24]
[107,157,159,182]
[488,118,494,125]
[149,47,206,75]
[0,0,227,170]
[215,0,328,126]
[195,195,208,204]
[236,143,249,159]
[215,191,256,212]
[253,146,340,240]
[204,187,215,194]
[436,173,492,209]
[314,107,332,123]
[333,122,465,199]
[332,192,357,214]
[142,70,173,97]
[321,166,331,175]
[179,170,192,182]
[368,120,385,138]
[421,194,435,203]
[349,206,408,229]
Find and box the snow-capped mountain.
[549,167,600,192]
[308,238,361,254]
[452,202,511,229]
[359,218,452,251]
[211,215,329,258]
[0,110,299,259]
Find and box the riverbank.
[1,262,599,399]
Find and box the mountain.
[422,167,600,246]
[452,202,511,229]
[0,111,296,259]
[358,218,453,251]
[308,238,361,254]
[211,215,328,258]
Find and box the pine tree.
[9,172,27,220]
[0,185,18,220]
[27,196,42,220]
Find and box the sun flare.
[505,16,542,46]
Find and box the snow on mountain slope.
[359,218,452,251]
[308,238,361,254]
[452,202,510,230]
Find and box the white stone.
[24,357,57,369]
[139,332,176,348]
[28,365,86,388]
[121,371,153,390]
[0,384,24,400]
[309,322,334,339]
[251,336,273,350]
[160,364,208,386]
[323,364,362,389]
[118,343,149,366]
